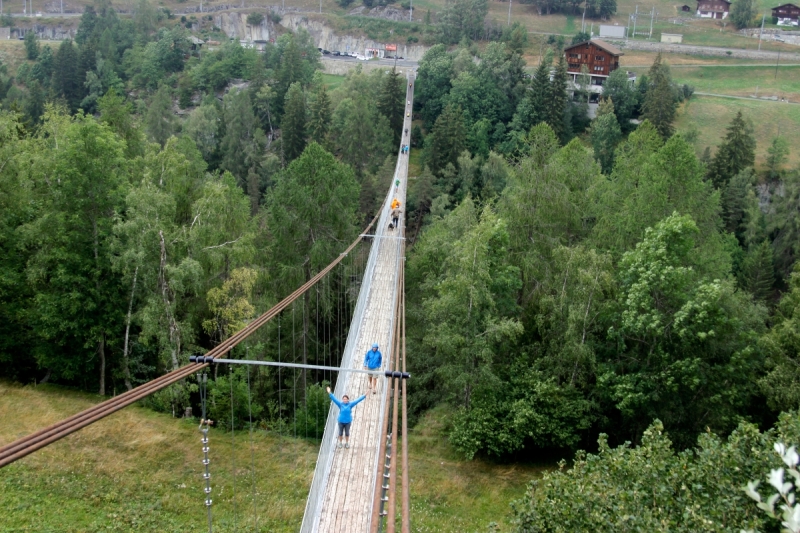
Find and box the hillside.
[0,382,543,532]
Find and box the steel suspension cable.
[0,214,379,469]
[400,238,411,533]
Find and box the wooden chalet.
[696,0,730,19]
[772,3,800,22]
[564,39,622,80]
[563,39,626,102]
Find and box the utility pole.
[758,11,765,51]
[649,7,655,39]
[632,6,638,39]
[581,0,587,32]
[409,0,412,21]
[507,0,511,26]
[775,50,781,80]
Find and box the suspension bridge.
[0,74,416,533]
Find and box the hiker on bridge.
[391,207,401,230]
[327,386,366,449]
[364,343,382,393]
[391,198,400,210]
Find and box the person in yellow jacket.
[391,198,400,210]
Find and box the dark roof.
[564,39,624,56]
[772,3,800,8]
[696,0,731,5]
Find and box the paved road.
[322,54,418,68]
[694,91,800,104]
[613,39,800,61]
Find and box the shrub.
[511,413,800,533]
[247,12,264,26]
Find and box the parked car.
[322,49,331,55]
[333,51,341,56]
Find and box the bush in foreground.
[511,413,800,533]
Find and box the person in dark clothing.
[391,208,401,230]
[327,386,366,449]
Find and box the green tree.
[530,48,554,128]
[771,169,800,275]
[766,135,789,180]
[738,240,775,301]
[512,414,800,533]
[145,84,174,147]
[499,128,600,301]
[571,31,590,44]
[330,97,393,177]
[427,104,467,176]
[730,0,757,29]
[184,101,221,163]
[31,45,54,90]
[707,111,756,189]
[547,55,570,142]
[759,265,800,409]
[0,113,34,378]
[307,79,332,146]
[25,80,45,125]
[641,53,677,139]
[721,168,756,242]
[590,106,622,174]
[24,31,39,60]
[282,81,306,163]
[52,40,82,112]
[591,123,729,277]
[377,68,405,146]
[220,88,266,213]
[23,109,128,395]
[265,142,359,390]
[600,213,764,446]
[602,67,638,131]
[417,200,522,407]
[98,88,144,159]
[415,44,454,127]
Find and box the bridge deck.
[303,77,414,533]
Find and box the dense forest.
[1,0,800,529]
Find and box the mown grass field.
[0,381,541,532]
[669,65,800,99]
[676,95,800,168]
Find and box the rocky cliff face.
[279,13,428,60]
[213,12,275,41]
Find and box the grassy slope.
[669,64,800,99]
[0,381,540,532]
[675,95,800,168]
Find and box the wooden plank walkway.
[306,79,415,533]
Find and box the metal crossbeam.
[206,358,390,376]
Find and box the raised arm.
[328,392,343,409]
[349,395,367,408]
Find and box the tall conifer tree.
[547,55,569,143]
[707,111,756,189]
[641,53,677,139]
[377,68,405,145]
[307,81,332,147]
[52,40,82,112]
[282,82,307,163]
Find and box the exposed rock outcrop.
[279,13,428,60]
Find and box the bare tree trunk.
[159,230,181,370]
[122,265,138,391]
[92,215,105,396]
[98,334,106,396]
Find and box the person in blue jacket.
[364,342,382,394]
[326,386,366,449]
